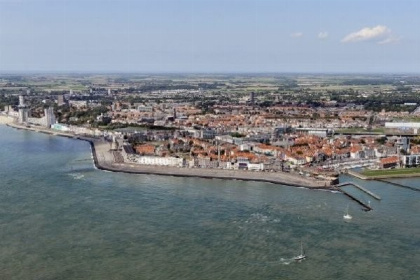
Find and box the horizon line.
[1,70,420,76]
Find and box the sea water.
[0,125,419,279]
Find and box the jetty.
[338,188,373,211]
[334,182,381,211]
[376,179,420,192]
[337,182,381,200]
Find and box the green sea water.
[0,125,419,280]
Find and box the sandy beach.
[0,115,15,125]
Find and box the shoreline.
[4,122,336,189]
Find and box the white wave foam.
[69,173,84,180]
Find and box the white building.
[136,156,184,167]
[385,122,420,133]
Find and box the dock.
[376,179,420,192]
[337,182,381,200]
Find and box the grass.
[361,167,420,177]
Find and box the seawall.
[4,123,335,189]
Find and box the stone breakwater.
[5,123,335,189]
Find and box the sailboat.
[293,241,306,261]
[343,204,352,220]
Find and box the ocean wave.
[69,173,84,180]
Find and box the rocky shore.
[5,122,336,189]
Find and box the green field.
[361,167,420,177]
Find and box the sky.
[0,0,419,73]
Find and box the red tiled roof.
[380,156,399,165]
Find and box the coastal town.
[2,74,420,186]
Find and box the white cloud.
[290,32,303,38]
[341,25,391,43]
[318,32,328,39]
[378,36,400,45]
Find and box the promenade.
[5,122,334,189]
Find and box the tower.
[44,107,56,128]
[57,94,65,106]
[250,92,255,105]
[18,95,29,124]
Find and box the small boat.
[343,205,352,220]
[294,241,306,261]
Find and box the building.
[295,127,334,137]
[69,100,88,108]
[44,107,56,127]
[57,94,65,106]
[136,156,184,167]
[18,95,29,124]
[250,92,255,105]
[385,122,420,133]
[402,154,420,167]
[380,156,400,169]
[26,107,56,128]
[200,129,217,139]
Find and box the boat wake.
[245,258,293,267]
[278,257,293,265]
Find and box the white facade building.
[136,156,184,167]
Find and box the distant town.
[2,73,420,182]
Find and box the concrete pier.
[337,182,381,200]
[337,187,373,211]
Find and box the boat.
[343,205,352,220]
[293,241,306,261]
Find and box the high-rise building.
[57,94,65,106]
[44,107,56,128]
[250,92,255,105]
[18,95,29,124]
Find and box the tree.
[376,136,387,145]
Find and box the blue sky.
[0,0,419,73]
